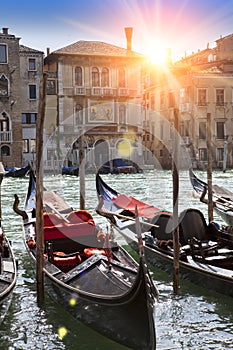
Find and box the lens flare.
[58,326,68,340]
[69,297,77,306]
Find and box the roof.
[19,45,44,54]
[51,40,144,58]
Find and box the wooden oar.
[96,196,159,229]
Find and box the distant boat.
[61,165,79,176]
[98,158,143,174]
[5,164,30,178]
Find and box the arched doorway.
[94,139,109,168]
[116,139,131,159]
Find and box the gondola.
[189,168,233,225]
[0,228,17,323]
[5,164,30,178]
[98,158,143,175]
[14,170,157,350]
[61,165,79,176]
[96,173,233,297]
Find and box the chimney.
[124,27,133,51]
[47,47,50,56]
[2,28,9,35]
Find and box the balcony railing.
[62,86,139,97]
[180,136,190,146]
[0,131,12,143]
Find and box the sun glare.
[147,46,168,65]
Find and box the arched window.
[92,67,100,87]
[0,112,9,132]
[118,68,126,88]
[1,145,10,156]
[119,104,126,124]
[101,67,109,87]
[74,66,82,86]
[75,104,83,124]
[0,74,9,96]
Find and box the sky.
[1,0,233,62]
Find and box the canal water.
[0,170,233,349]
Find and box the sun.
[146,45,171,66]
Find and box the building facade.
[0,27,22,167]
[20,45,44,166]
[143,33,233,170]
[43,29,147,173]
[0,27,44,168]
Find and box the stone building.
[0,27,44,168]
[0,27,22,167]
[142,33,233,170]
[20,45,44,166]
[43,28,147,173]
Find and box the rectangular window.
[29,85,36,99]
[160,92,165,109]
[30,139,36,153]
[168,92,175,108]
[199,148,207,161]
[28,58,36,71]
[46,79,56,95]
[216,89,224,106]
[217,148,224,161]
[180,87,190,102]
[150,94,155,111]
[180,121,189,137]
[198,89,207,106]
[0,44,7,63]
[22,113,37,124]
[216,122,225,139]
[23,139,29,153]
[199,122,206,140]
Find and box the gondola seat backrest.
[66,210,95,225]
[43,222,96,241]
[43,213,64,226]
[150,212,174,240]
[179,208,208,246]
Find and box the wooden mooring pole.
[79,134,85,210]
[36,73,47,307]
[172,108,180,294]
[207,112,214,223]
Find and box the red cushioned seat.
[44,222,96,241]
[66,210,95,225]
[43,213,64,226]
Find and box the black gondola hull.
[96,173,233,298]
[25,245,156,350]
[0,235,17,323]
[20,170,157,350]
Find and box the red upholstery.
[84,248,106,257]
[53,251,81,267]
[66,210,95,225]
[44,222,96,241]
[43,213,64,226]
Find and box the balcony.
[179,102,190,112]
[91,87,117,96]
[180,136,190,146]
[63,86,139,98]
[0,131,12,143]
[74,87,85,95]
